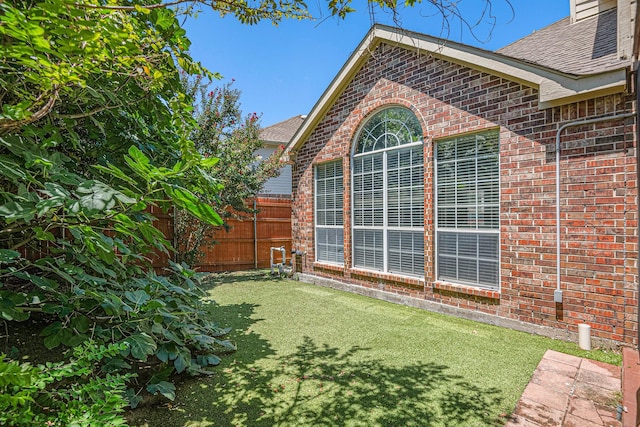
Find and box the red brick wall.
[291,42,638,345]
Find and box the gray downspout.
[555,112,636,305]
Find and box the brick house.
[285,0,640,347]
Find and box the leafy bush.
[0,0,232,403]
[0,342,132,426]
[0,140,233,388]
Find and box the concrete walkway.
[505,350,621,427]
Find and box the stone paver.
[522,382,572,411]
[536,357,582,378]
[530,368,575,394]
[564,413,610,427]
[509,397,565,426]
[545,350,582,368]
[505,350,621,427]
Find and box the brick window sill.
[433,281,500,300]
[350,268,425,290]
[313,262,345,274]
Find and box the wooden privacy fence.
[152,196,292,272]
[15,197,291,273]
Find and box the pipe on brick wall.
[554,111,635,302]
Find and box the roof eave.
[286,25,630,158]
[538,68,628,108]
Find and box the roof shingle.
[260,115,305,144]
[497,8,626,75]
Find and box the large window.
[352,107,424,277]
[315,160,344,264]
[435,130,500,289]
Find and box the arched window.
[352,107,424,276]
[355,107,423,154]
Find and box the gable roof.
[286,23,630,157]
[498,8,625,75]
[260,115,305,144]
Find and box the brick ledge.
[433,281,500,300]
[312,262,345,274]
[350,268,425,289]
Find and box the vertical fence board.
[19,198,292,274]
[160,196,292,272]
[150,204,173,271]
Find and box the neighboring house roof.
[260,115,306,144]
[286,23,631,157]
[498,9,625,75]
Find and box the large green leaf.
[156,343,179,363]
[163,184,222,225]
[0,201,36,222]
[33,227,55,242]
[0,292,29,322]
[0,155,27,182]
[43,182,70,198]
[124,146,152,180]
[70,315,90,333]
[0,250,20,264]
[13,272,59,290]
[196,354,221,367]
[200,156,220,168]
[40,322,73,349]
[73,180,136,212]
[173,349,191,374]
[124,290,150,307]
[146,381,176,401]
[123,333,157,361]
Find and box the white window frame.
[351,107,424,277]
[314,160,344,265]
[434,130,500,290]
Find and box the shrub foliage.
[0,0,234,411]
[0,342,132,426]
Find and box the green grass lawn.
[127,271,621,427]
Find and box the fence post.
[253,199,258,269]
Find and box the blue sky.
[184,0,570,127]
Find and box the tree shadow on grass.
[129,273,506,426]
[126,298,275,426]
[199,269,283,290]
[264,337,505,427]
[132,335,506,426]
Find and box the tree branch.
[73,0,190,10]
[55,103,124,120]
[0,91,58,136]
[72,0,311,20]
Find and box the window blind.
[315,160,344,264]
[352,108,424,277]
[436,130,500,289]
